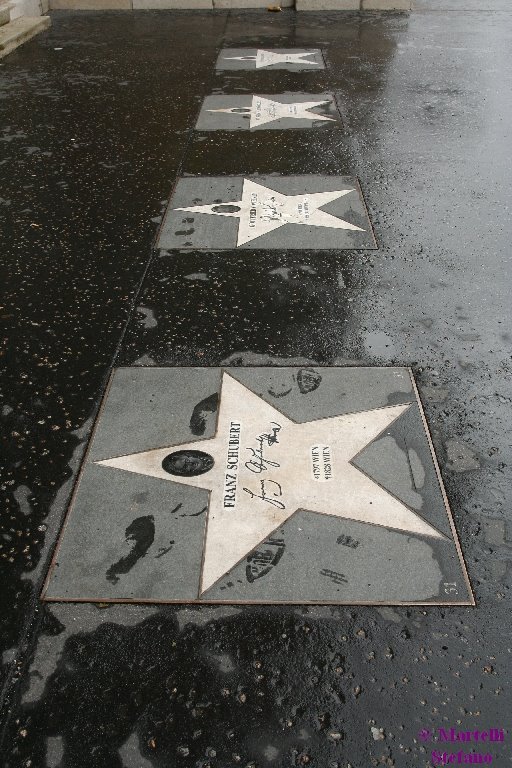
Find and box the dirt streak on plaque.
[320,568,348,586]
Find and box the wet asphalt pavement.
[1,4,512,767]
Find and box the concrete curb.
[0,15,50,58]
[297,0,411,8]
[48,0,411,10]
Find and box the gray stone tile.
[203,511,461,603]
[43,367,472,605]
[157,175,376,251]
[195,93,341,131]
[353,403,453,537]
[216,48,326,71]
[45,467,208,602]
[87,368,222,462]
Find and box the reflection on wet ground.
[1,5,511,766]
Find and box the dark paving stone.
[1,6,512,767]
[44,366,471,604]
[184,128,355,176]
[118,251,367,366]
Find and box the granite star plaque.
[157,176,376,250]
[43,367,473,605]
[216,48,325,71]
[195,94,341,131]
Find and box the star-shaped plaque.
[216,48,325,71]
[96,372,443,594]
[174,179,363,247]
[157,176,376,250]
[197,94,338,131]
[42,367,473,605]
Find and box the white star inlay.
[224,50,321,69]
[96,373,444,596]
[173,178,365,246]
[208,96,335,129]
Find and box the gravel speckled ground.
[0,5,511,766]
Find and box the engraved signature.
[261,196,285,223]
[244,421,282,474]
[243,479,285,510]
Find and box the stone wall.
[10,0,48,18]
[48,0,411,10]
